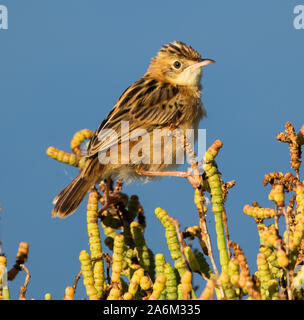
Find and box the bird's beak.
[192,59,216,69]
[176,58,215,86]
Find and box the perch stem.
[72,270,82,292]
[197,199,218,275]
[19,264,30,300]
[222,209,231,259]
[282,207,292,300]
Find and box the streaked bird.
[52,41,215,218]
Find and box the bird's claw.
[98,192,121,217]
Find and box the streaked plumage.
[52,41,215,218]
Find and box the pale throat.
[174,68,203,87]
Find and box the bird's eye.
[173,61,181,69]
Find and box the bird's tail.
[52,158,102,218]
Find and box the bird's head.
[146,41,215,87]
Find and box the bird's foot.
[136,166,202,189]
[98,192,121,217]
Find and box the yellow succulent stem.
[286,183,304,251]
[155,254,167,300]
[177,284,183,300]
[86,190,105,299]
[46,146,86,169]
[0,256,9,300]
[203,140,229,274]
[2,287,10,300]
[184,246,200,273]
[107,282,122,300]
[243,205,276,220]
[164,263,177,300]
[79,250,99,300]
[124,268,145,299]
[63,286,75,300]
[70,129,94,152]
[256,253,279,300]
[219,272,236,300]
[228,257,240,287]
[44,293,52,300]
[181,270,192,300]
[149,274,166,300]
[130,221,154,279]
[0,255,7,288]
[194,251,212,278]
[108,234,124,300]
[259,245,280,279]
[155,208,187,277]
[199,279,215,300]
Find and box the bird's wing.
[86,77,189,158]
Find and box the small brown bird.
[52,41,215,218]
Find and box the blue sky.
[1,1,303,299]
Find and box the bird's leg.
[98,179,122,217]
[98,180,111,216]
[105,178,111,203]
[186,166,203,189]
[136,123,202,188]
[137,170,188,178]
[136,165,202,189]
[107,179,122,204]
